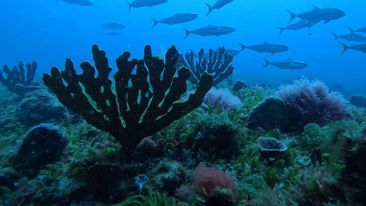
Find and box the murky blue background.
[0,0,365,95]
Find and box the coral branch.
[178,47,235,86]
[43,45,213,153]
[0,61,39,95]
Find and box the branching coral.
[178,47,234,86]
[43,45,213,154]
[276,79,349,132]
[0,61,39,95]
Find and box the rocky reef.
[1,46,366,206]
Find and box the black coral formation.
[43,45,213,154]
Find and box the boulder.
[232,81,247,92]
[247,98,289,132]
[350,95,366,108]
[13,124,67,171]
[15,89,67,127]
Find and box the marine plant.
[0,61,39,95]
[178,47,234,86]
[115,190,192,206]
[276,78,349,132]
[203,87,242,111]
[43,45,213,155]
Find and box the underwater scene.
[1,0,366,205]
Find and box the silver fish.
[152,13,198,27]
[340,42,366,53]
[332,31,366,43]
[239,42,289,55]
[348,27,366,33]
[58,0,93,6]
[278,19,319,34]
[128,0,168,12]
[287,6,345,24]
[263,59,307,70]
[184,25,235,39]
[206,0,234,16]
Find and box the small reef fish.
[206,0,234,16]
[239,42,289,55]
[102,23,125,30]
[278,20,318,34]
[57,0,93,6]
[263,59,308,70]
[348,27,366,33]
[332,31,366,43]
[287,6,345,24]
[184,25,235,39]
[128,0,168,12]
[340,42,366,53]
[152,13,198,27]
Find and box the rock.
[247,98,289,132]
[15,89,67,127]
[205,189,234,206]
[350,95,366,108]
[150,160,186,195]
[257,136,288,158]
[13,124,67,171]
[86,163,123,191]
[174,184,193,201]
[232,81,247,92]
[192,120,239,160]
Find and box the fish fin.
[183,28,190,39]
[127,2,132,13]
[348,27,355,33]
[331,32,339,40]
[263,59,270,68]
[278,27,284,35]
[339,42,349,53]
[285,9,296,24]
[151,19,159,27]
[324,19,330,24]
[206,3,213,16]
[238,43,246,51]
[312,5,320,10]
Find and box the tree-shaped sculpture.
[43,45,213,155]
[0,61,39,95]
[178,47,234,86]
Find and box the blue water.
[0,0,365,94]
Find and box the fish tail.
[331,32,339,40]
[285,9,296,24]
[348,27,355,33]
[278,27,284,35]
[340,42,349,53]
[206,3,213,16]
[263,59,270,68]
[151,19,159,27]
[183,28,190,39]
[127,2,132,13]
[238,43,246,51]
